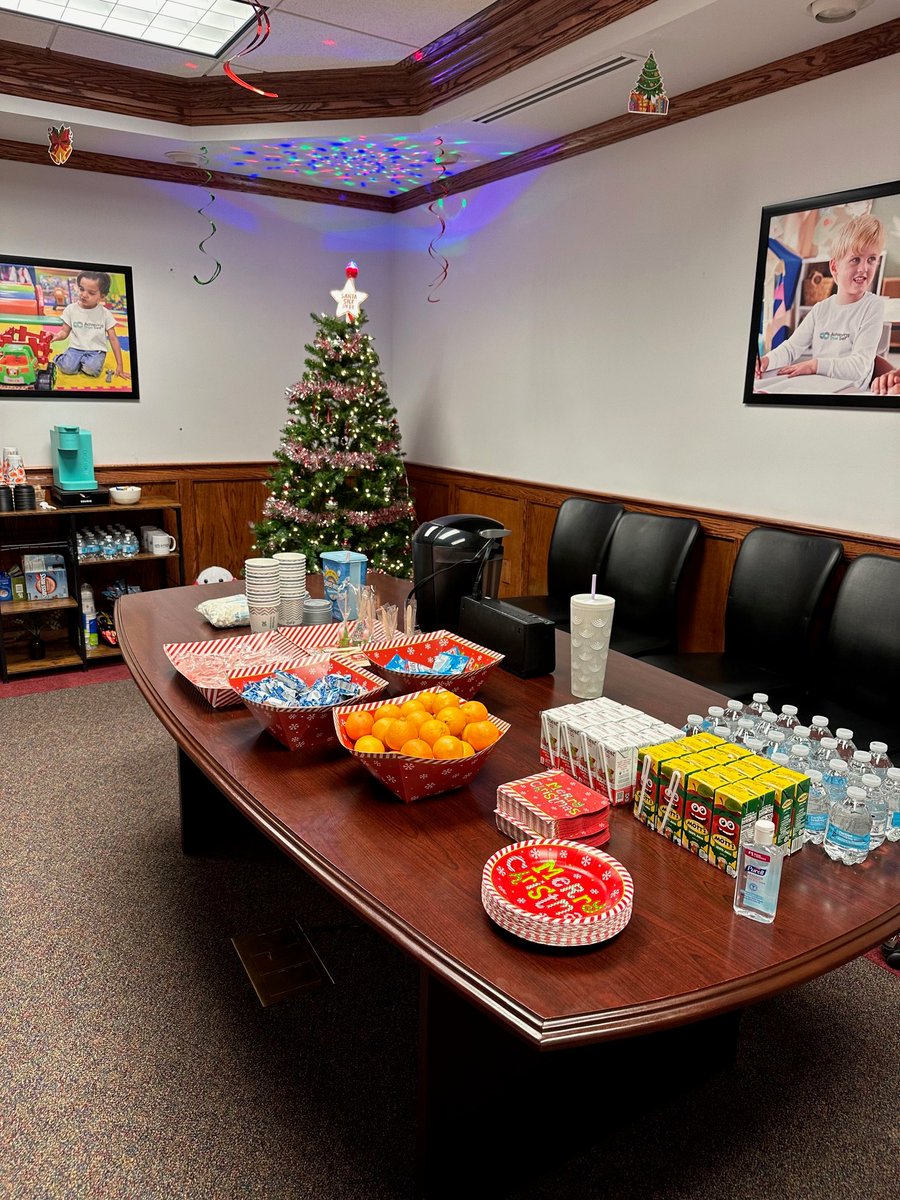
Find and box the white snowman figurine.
[195,566,234,585]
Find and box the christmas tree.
[253,264,416,576]
[627,51,669,115]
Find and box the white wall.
[390,56,900,538]
[0,161,394,467]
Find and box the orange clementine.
[399,697,426,717]
[372,703,402,724]
[458,741,476,758]
[432,690,460,711]
[404,709,429,731]
[371,717,394,744]
[400,738,434,759]
[418,718,450,747]
[463,720,500,751]
[432,735,465,759]
[354,735,385,754]
[435,705,467,737]
[384,718,417,751]
[459,700,488,724]
[344,710,374,742]
[416,691,439,713]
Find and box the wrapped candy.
[241,669,364,709]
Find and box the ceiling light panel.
[0,0,252,53]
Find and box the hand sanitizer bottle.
[733,818,784,924]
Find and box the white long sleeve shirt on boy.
[765,291,885,390]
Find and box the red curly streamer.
[224,2,278,98]
[427,138,450,302]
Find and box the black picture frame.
[744,179,900,410]
[0,255,139,400]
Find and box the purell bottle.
[861,774,888,849]
[804,770,829,846]
[867,742,893,778]
[883,768,900,842]
[733,818,784,924]
[823,786,873,865]
[776,704,800,731]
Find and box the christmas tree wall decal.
[253,264,416,577]
[627,51,669,116]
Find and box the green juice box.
[769,765,810,854]
[713,742,753,762]
[756,770,796,849]
[656,752,722,842]
[681,770,721,859]
[709,782,762,876]
[678,732,725,753]
[634,742,688,827]
[739,754,774,777]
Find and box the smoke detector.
[165,150,205,167]
[807,0,871,22]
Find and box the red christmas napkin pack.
[495,769,610,845]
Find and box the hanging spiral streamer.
[224,1,279,98]
[426,138,450,303]
[193,147,222,286]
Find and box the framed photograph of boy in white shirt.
[745,179,900,410]
[0,255,139,400]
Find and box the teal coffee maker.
[50,425,109,506]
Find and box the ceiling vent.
[471,53,642,124]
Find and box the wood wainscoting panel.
[407,476,450,528]
[191,478,270,582]
[522,502,559,596]
[455,490,523,593]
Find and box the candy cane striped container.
[164,629,309,709]
[481,839,634,947]
[363,631,503,700]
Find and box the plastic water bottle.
[733,717,757,746]
[787,743,812,776]
[883,767,900,842]
[808,715,833,747]
[786,726,811,757]
[682,714,704,736]
[747,692,770,719]
[771,751,790,769]
[725,700,744,732]
[763,730,787,760]
[823,786,873,865]
[755,710,778,739]
[833,728,856,763]
[776,704,800,731]
[861,774,888,849]
[703,706,725,732]
[746,737,766,759]
[823,758,849,807]
[811,736,838,771]
[847,750,873,788]
[804,770,829,845]
[733,818,784,924]
[867,741,893,778]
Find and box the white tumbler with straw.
[570,576,615,699]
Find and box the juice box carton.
[634,742,688,826]
[679,732,725,752]
[656,751,725,842]
[756,770,796,849]
[582,730,642,805]
[766,765,810,854]
[709,782,763,876]
[713,742,753,762]
[681,770,721,859]
[733,776,776,825]
[705,763,757,787]
[739,754,775,777]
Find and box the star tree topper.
[331,260,368,323]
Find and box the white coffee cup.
[149,531,177,555]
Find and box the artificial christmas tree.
[253,265,416,576]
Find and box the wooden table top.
[117,575,900,1048]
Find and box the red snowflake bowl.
[333,686,510,802]
[229,659,387,752]
[363,631,503,700]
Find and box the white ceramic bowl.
[110,486,142,505]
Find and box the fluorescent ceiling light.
[0,0,253,55]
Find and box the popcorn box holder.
[229,659,387,751]
[333,685,510,802]
[363,631,503,701]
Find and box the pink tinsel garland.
[264,497,415,528]
[279,441,400,470]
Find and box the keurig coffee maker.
[410,515,507,632]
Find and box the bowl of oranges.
[333,686,510,802]
[362,632,503,701]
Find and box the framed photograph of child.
[744,179,900,410]
[0,255,139,400]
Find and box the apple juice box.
[678,732,725,753]
[656,751,725,842]
[755,770,796,849]
[681,770,723,859]
[709,781,763,875]
[713,742,753,762]
[763,766,810,854]
[739,754,774,777]
[634,742,688,827]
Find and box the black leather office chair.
[504,498,624,631]
[599,511,701,657]
[800,554,900,756]
[645,527,843,702]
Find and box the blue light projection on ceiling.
[215,135,476,195]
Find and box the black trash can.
[410,515,506,632]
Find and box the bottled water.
[703,706,725,732]
[776,704,800,731]
[755,710,778,739]
[823,786,873,865]
[847,750,873,789]
[833,728,856,763]
[787,743,812,776]
[808,715,833,746]
[861,774,888,849]
[785,725,811,756]
[745,737,766,758]
[733,717,757,746]
[804,770,829,845]
[725,700,744,732]
[682,714,704,736]
[822,759,849,807]
[811,737,838,771]
[747,692,770,719]
[771,752,790,769]
[763,730,787,759]
[883,767,900,842]
[867,741,893,778]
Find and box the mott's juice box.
[709,782,763,876]
[634,742,688,826]
[656,753,722,841]
[740,754,774,777]
[713,743,753,762]
[757,770,796,848]
[678,732,725,753]
[735,776,776,824]
[681,770,721,859]
[767,765,811,854]
[706,763,757,787]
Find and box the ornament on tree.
[627,51,669,116]
[331,260,368,324]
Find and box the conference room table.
[117,575,900,1191]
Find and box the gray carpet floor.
[2,681,897,1200]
